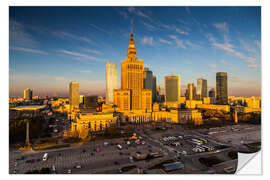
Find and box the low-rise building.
[197,104,230,112]
[71,112,118,139]
[185,100,203,109]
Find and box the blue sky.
[9,7,261,97]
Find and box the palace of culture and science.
[114,23,152,112]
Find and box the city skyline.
[9,7,261,97]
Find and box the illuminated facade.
[197,78,207,100]
[186,83,196,100]
[142,89,152,112]
[71,112,118,139]
[114,23,152,111]
[69,81,80,111]
[164,75,181,104]
[24,88,33,100]
[113,89,131,112]
[106,61,118,104]
[197,104,230,112]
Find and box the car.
[118,168,123,173]
[75,165,81,169]
[67,169,72,174]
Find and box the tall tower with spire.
[120,22,144,110]
[112,22,152,111]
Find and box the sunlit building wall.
[142,89,152,112]
[71,112,118,139]
[69,81,80,111]
[24,88,33,100]
[164,75,181,104]
[106,61,118,104]
[216,72,228,105]
[197,104,230,112]
[186,83,196,100]
[153,76,157,102]
[121,23,144,110]
[197,78,207,100]
[113,89,131,111]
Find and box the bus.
[43,153,48,161]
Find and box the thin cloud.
[141,36,154,46]
[207,33,258,69]
[57,49,105,62]
[159,38,172,45]
[52,31,92,43]
[114,8,129,19]
[10,46,48,55]
[127,7,152,21]
[175,28,189,35]
[169,35,186,49]
[213,22,229,34]
[89,24,111,35]
[80,47,102,55]
[140,21,157,31]
[9,19,38,46]
[208,64,217,69]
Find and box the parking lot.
[9,135,164,174]
[196,124,261,152]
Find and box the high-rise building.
[143,67,157,102]
[116,22,152,111]
[186,83,196,100]
[153,76,157,102]
[143,67,153,90]
[209,88,216,98]
[80,95,85,104]
[164,75,181,103]
[24,88,33,100]
[216,72,228,105]
[197,78,207,100]
[106,61,118,104]
[84,96,98,109]
[69,81,80,110]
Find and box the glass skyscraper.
[216,72,228,105]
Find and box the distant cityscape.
[9,10,261,175]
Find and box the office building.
[216,72,228,105]
[106,61,118,104]
[143,67,157,102]
[153,76,157,101]
[186,83,196,100]
[164,75,181,103]
[197,78,207,100]
[84,96,98,109]
[209,88,216,98]
[24,88,33,100]
[69,81,80,111]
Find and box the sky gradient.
[9,7,261,97]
